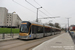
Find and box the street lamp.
[66,18,70,32]
[10,11,16,38]
[36,7,42,22]
[25,0,42,22]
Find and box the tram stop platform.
[32,33,75,50]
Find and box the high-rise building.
[0,7,22,28]
[0,7,8,26]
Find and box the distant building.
[0,7,8,27]
[69,25,75,31]
[0,7,22,28]
[7,13,22,28]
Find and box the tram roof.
[22,21,61,30]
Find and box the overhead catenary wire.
[39,10,49,17]
[25,0,37,8]
[38,17,59,19]
[25,0,50,17]
[12,0,54,18]
[12,0,44,17]
[34,0,53,16]
[12,0,35,13]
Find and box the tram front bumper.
[19,36,28,39]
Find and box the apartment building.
[0,7,8,26]
[0,7,22,28]
[7,13,22,28]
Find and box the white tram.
[19,21,61,39]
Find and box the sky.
[0,0,75,28]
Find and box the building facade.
[0,7,22,28]
[0,7,8,26]
[7,13,22,28]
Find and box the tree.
[54,23,61,28]
[61,28,65,30]
[48,23,54,26]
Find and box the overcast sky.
[0,0,75,28]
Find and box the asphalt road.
[0,33,63,50]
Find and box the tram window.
[31,25,34,33]
[31,25,37,34]
[37,26,43,33]
[31,25,43,33]
[45,27,51,33]
[20,24,28,33]
[52,29,55,32]
[20,22,31,33]
[49,28,51,33]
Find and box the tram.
[19,21,61,39]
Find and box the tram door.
[31,25,37,38]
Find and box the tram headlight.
[26,34,28,35]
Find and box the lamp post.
[67,18,70,32]
[10,12,16,38]
[25,0,42,22]
[36,7,42,22]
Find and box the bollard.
[2,33,5,39]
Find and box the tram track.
[9,34,61,50]
[26,34,61,50]
[0,33,63,50]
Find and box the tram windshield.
[20,24,29,33]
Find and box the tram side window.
[31,25,36,34]
[49,28,52,32]
[45,27,51,33]
[55,29,57,32]
[57,30,59,32]
[37,26,43,33]
[55,29,56,32]
[45,27,48,33]
[45,27,47,33]
[31,25,43,33]
[54,29,55,32]
[52,29,55,32]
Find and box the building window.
[8,15,9,16]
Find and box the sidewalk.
[0,34,19,42]
[32,33,75,50]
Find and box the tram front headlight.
[26,34,28,35]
